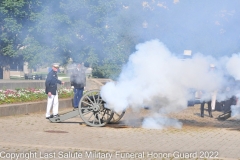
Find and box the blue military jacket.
[45,70,62,95]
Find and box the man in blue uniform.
[70,62,86,108]
[45,63,64,119]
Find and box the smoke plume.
[101,39,240,129]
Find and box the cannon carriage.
[49,89,125,127]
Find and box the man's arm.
[45,72,52,87]
[45,72,52,95]
[56,78,62,85]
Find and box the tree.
[0,0,152,78]
[0,0,42,68]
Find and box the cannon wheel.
[109,110,126,123]
[79,89,114,127]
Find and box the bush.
[92,64,121,80]
[92,66,105,78]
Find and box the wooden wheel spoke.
[82,110,92,116]
[86,95,94,104]
[82,100,93,106]
[96,95,100,103]
[92,94,97,103]
[97,113,101,124]
[87,112,94,121]
[79,89,114,127]
[109,110,125,124]
[98,111,103,116]
[98,112,105,122]
[93,113,99,124]
[112,116,116,121]
[104,110,111,116]
[114,112,121,117]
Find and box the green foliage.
[92,63,122,80]
[0,0,146,78]
[0,0,42,66]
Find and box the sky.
[135,0,240,57]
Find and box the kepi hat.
[52,63,59,68]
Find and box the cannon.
[216,96,237,121]
[48,89,125,127]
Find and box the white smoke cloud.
[100,39,240,129]
[231,97,240,119]
[226,54,240,80]
[142,114,182,129]
[231,106,240,118]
